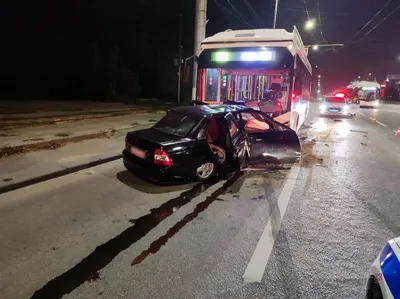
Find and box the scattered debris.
[325,144,329,147]
[257,195,265,199]
[2,177,13,182]
[131,122,139,126]
[148,119,157,123]
[350,129,368,134]
[317,158,324,163]
[301,136,317,142]
[360,141,368,146]
[334,119,342,122]
[232,194,240,198]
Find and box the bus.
[194,27,312,132]
[346,81,380,108]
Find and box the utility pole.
[192,0,207,101]
[177,14,183,103]
[273,0,279,29]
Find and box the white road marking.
[359,112,366,116]
[369,117,387,127]
[243,165,301,283]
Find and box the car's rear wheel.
[194,162,215,181]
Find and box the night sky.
[1,0,399,99]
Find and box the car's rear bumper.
[122,150,190,183]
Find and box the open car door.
[223,113,247,169]
[239,110,301,167]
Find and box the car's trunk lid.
[125,128,187,163]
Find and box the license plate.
[329,109,339,112]
[130,146,146,159]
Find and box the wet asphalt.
[1,102,400,299]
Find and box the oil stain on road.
[131,171,243,265]
[29,180,217,299]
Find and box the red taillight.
[335,93,345,98]
[154,149,173,167]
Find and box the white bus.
[194,27,312,132]
[346,80,380,108]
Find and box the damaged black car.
[123,105,301,183]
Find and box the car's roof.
[170,105,252,117]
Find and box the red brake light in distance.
[154,149,173,167]
[335,93,345,98]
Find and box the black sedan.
[123,105,301,183]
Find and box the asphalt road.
[1,102,400,299]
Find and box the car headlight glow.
[373,101,379,106]
[320,104,327,111]
[343,105,349,110]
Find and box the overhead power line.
[303,0,310,19]
[352,0,394,39]
[316,0,327,43]
[226,0,256,28]
[243,0,265,28]
[214,0,241,20]
[358,3,400,40]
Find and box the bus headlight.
[343,105,349,110]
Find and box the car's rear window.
[153,112,200,137]
[325,96,345,103]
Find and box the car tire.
[194,161,216,182]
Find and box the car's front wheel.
[194,162,215,182]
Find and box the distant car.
[123,105,301,183]
[319,93,358,116]
[366,236,400,299]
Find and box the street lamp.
[305,20,315,30]
[318,75,321,78]
[312,45,319,51]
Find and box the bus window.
[205,69,219,102]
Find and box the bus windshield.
[197,47,297,110]
[200,68,291,103]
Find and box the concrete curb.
[0,155,122,195]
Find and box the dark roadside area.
[0,99,182,193]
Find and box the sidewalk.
[0,123,153,194]
[0,112,163,149]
